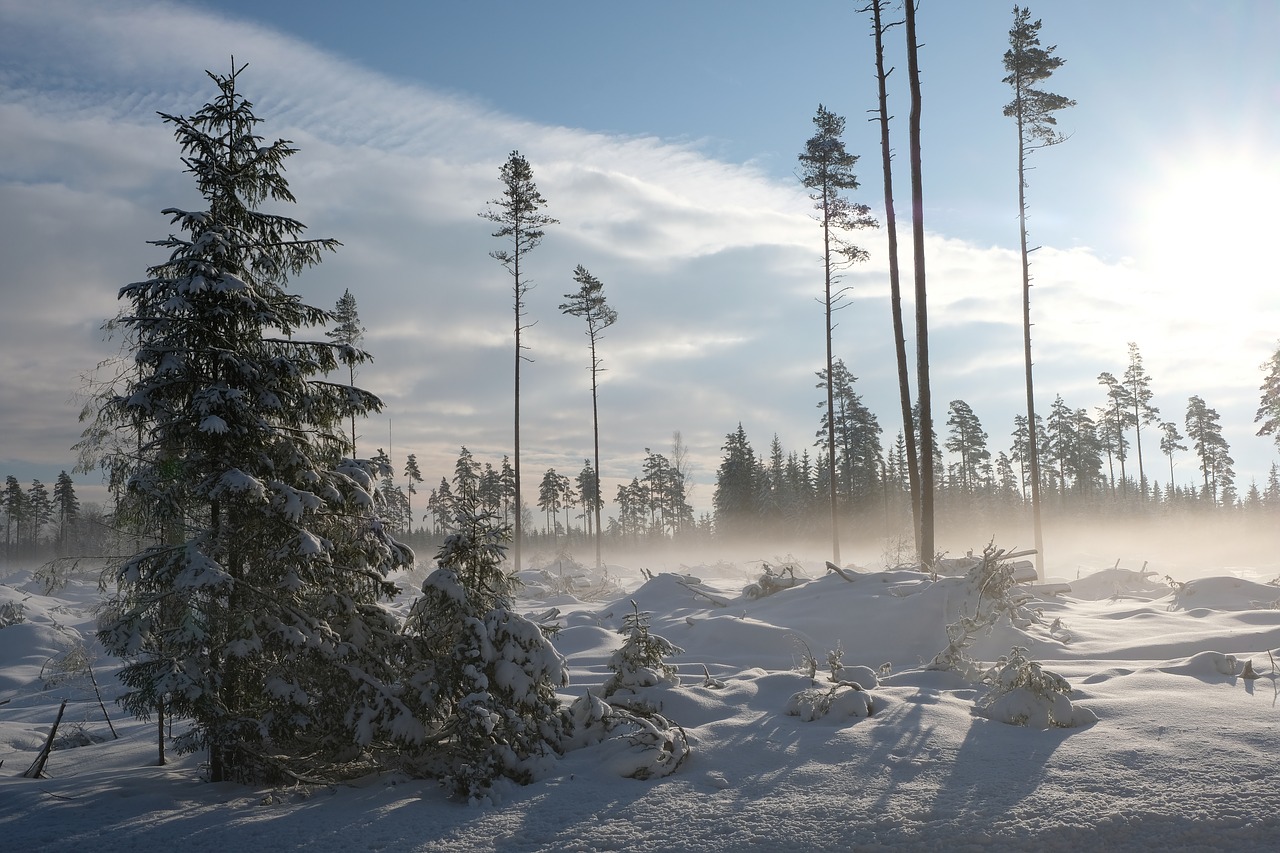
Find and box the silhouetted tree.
[560,265,617,566]
[481,151,557,570]
[327,288,365,454]
[1256,342,1280,452]
[1004,5,1074,575]
[798,105,876,564]
[863,0,921,556]
[904,0,937,568]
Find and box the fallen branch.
[23,699,68,779]
[825,561,857,583]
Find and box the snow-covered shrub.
[0,599,25,628]
[400,505,569,802]
[563,692,690,780]
[976,646,1096,728]
[743,561,804,599]
[602,600,683,706]
[929,540,1041,676]
[786,683,874,722]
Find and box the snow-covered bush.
[743,561,804,599]
[602,600,683,706]
[564,692,690,780]
[929,541,1041,677]
[786,683,874,722]
[976,646,1096,728]
[400,505,569,802]
[0,599,25,628]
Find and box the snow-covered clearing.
[3,552,1280,852]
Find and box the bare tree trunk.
[513,251,523,571]
[904,0,935,570]
[824,196,841,566]
[1016,100,1046,578]
[868,0,921,557]
[590,341,603,569]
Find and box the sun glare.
[1138,143,1279,296]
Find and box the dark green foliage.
[400,503,568,801]
[92,63,412,784]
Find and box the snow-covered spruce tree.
[603,600,683,707]
[94,63,414,784]
[400,500,568,801]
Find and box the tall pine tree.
[481,152,557,571]
[1004,5,1075,575]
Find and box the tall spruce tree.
[1004,5,1074,575]
[93,63,413,783]
[798,105,877,564]
[481,152,557,571]
[560,264,617,567]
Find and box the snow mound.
[1068,566,1172,600]
[1171,576,1280,611]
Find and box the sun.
[1138,141,1279,295]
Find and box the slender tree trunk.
[1132,399,1147,501]
[348,362,357,456]
[513,244,523,570]
[1016,104,1046,577]
[590,338,604,569]
[904,0,934,570]
[824,194,841,566]
[869,0,922,559]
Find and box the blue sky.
[1,0,1277,518]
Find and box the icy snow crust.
[3,558,1280,851]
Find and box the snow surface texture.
[3,556,1280,852]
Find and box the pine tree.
[52,471,80,555]
[945,400,991,496]
[1005,5,1074,574]
[326,288,365,454]
[798,105,877,564]
[25,480,52,553]
[1158,421,1187,495]
[2,475,25,560]
[560,265,617,567]
[1096,371,1133,496]
[1256,342,1280,452]
[404,453,423,536]
[92,63,412,783]
[1185,395,1232,506]
[481,151,558,571]
[1123,343,1161,500]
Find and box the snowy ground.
[3,550,1280,852]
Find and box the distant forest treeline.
[371,346,1280,551]
[7,343,1278,565]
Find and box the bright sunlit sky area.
[1,0,1277,512]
